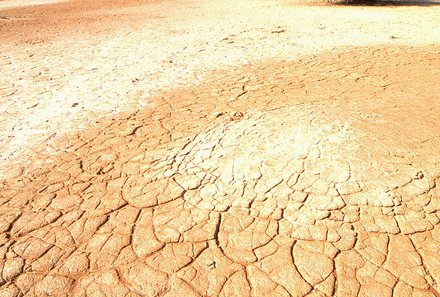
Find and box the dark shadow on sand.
[339,0,440,6]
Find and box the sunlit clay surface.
[0,0,439,296]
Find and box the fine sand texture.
[0,0,68,10]
[1,0,440,296]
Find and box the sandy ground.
[1,0,439,170]
[0,0,66,10]
[1,0,440,296]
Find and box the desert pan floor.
[1,0,440,296]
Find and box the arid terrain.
[1,0,440,296]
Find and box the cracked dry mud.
[1,0,440,297]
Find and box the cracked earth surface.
[1,0,440,296]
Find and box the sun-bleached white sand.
[0,0,66,10]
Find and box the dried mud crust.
[1,46,440,296]
[2,0,440,168]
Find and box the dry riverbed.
[0,0,440,296]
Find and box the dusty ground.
[1,0,440,296]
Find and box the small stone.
[415,171,424,180]
[230,111,243,121]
